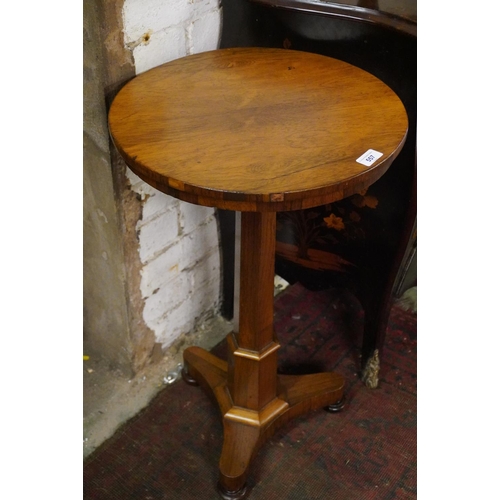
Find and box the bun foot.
[217,481,248,500]
[325,395,346,413]
[181,365,199,386]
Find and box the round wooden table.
[109,47,408,499]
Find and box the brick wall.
[121,0,223,349]
[123,0,222,72]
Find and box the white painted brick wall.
[132,25,186,74]
[137,207,179,263]
[189,9,222,54]
[143,272,191,325]
[179,202,214,235]
[122,0,223,348]
[123,0,222,74]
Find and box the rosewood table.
[108,47,408,499]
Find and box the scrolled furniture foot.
[325,395,346,413]
[181,365,199,386]
[217,481,248,500]
[361,349,380,389]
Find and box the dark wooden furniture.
[250,0,416,37]
[109,48,407,498]
[217,0,417,388]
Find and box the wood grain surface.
[109,47,408,212]
[182,210,346,495]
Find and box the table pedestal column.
[183,212,345,499]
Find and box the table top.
[109,48,408,212]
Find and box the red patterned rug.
[84,282,416,499]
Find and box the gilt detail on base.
[361,349,380,389]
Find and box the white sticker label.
[356,149,383,167]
